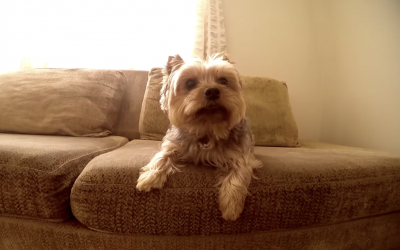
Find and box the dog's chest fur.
[164,119,254,170]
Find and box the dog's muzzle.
[204,88,220,100]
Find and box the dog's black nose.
[204,88,220,100]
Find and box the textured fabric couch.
[1,68,399,250]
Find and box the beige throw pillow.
[241,75,300,147]
[138,68,170,140]
[139,68,299,147]
[0,69,127,137]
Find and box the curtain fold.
[192,0,227,60]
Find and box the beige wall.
[222,0,322,141]
[314,0,400,155]
[223,0,400,155]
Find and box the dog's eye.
[186,79,197,90]
[218,78,228,85]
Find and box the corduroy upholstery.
[0,133,128,221]
[1,212,400,250]
[71,140,400,236]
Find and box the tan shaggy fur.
[136,54,262,220]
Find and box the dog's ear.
[211,53,234,64]
[221,54,231,63]
[161,55,184,113]
[165,54,185,75]
[237,74,243,87]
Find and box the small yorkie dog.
[136,53,262,220]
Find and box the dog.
[136,53,262,221]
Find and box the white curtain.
[0,0,226,73]
[193,0,227,59]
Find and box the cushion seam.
[101,71,128,135]
[0,139,127,174]
[75,173,400,188]
[83,210,400,237]
[0,213,70,222]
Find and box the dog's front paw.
[219,185,247,221]
[136,165,168,192]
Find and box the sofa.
[0,68,399,250]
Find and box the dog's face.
[160,54,246,139]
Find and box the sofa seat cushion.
[0,133,128,222]
[71,140,400,236]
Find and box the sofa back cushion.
[111,70,148,140]
[0,69,127,137]
[139,68,299,147]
